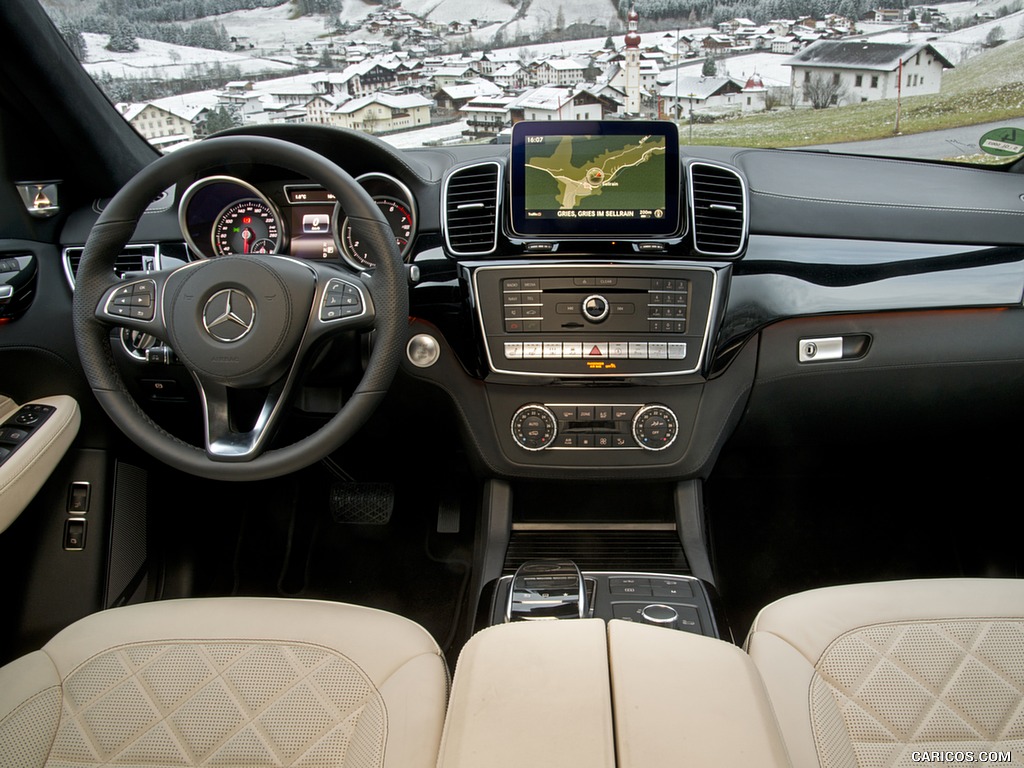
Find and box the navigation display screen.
[509,120,680,239]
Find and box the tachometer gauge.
[339,197,414,270]
[212,199,281,256]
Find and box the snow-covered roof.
[337,92,432,114]
[786,40,954,71]
[541,57,587,71]
[436,78,502,99]
[508,86,573,111]
[492,63,523,77]
[659,76,740,100]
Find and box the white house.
[786,40,953,105]
[535,58,588,87]
[658,76,745,117]
[459,95,517,137]
[507,86,617,122]
[331,92,432,133]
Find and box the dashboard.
[40,121,1024,481]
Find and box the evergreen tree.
[318,47,334,67]
[702,55,716,76]
[59,19,88,61]
[106,20,139,52]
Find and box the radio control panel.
[470,264,719,377]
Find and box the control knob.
[640,604,679,629]
[581,294,609,323]
[511,404,557,451]
[632,404,678,451]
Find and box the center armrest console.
[440,619,792,768]
[607,621,793,767]
[437,619,616,768]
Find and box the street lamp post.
[688,93,695,144]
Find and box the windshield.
[39,0,1024,163]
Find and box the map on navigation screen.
[523,134,667,221]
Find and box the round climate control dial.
[632,404,678,451]
[511,404,557,451]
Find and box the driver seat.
[0,598,448,767]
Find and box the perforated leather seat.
[746,579,1024,768]
[0,597,449,768]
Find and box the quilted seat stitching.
[53,640,386,767]
[811,619,1024,767]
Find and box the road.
[806,119,1024,159]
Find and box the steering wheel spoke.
[192,373,292,461]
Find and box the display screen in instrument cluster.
[284,185,337,260]
[288,203,338,260]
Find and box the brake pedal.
[329,482,394,524]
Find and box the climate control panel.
[510,402,678,451]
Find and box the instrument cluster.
[178,172,416,271]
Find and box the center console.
[494,560,719,638]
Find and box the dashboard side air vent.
[688,162,747,257]
[63,243,158,291]
[443,161,501,256]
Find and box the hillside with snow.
[81,32,296,80]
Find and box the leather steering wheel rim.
[72,135,408,481]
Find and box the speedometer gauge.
[339,197,414,270]
[213,199,281,256]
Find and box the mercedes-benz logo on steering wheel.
[203,288,256,343]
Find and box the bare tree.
[765,86,795,111]
[803,73,848,109]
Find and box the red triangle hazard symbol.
[589,345,603,356]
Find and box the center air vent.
[443,162,501,256]
[688,162,747,257]
[63,244,158,291]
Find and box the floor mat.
[706,446,1021,642]
[154,463,474,660]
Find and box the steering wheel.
[73,136,408,481]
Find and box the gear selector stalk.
[506,559,586,621]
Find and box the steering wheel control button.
[407,334,440,368]
[106,279,157,322]
[511,405,557,451]
[320,278,363,321]
[632,405,679,451]
[582,294,610,322]
[203,289,256,342]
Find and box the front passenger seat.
[0,598,448,768]
[746,579,1024,767]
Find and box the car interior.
[2,0,1023,765]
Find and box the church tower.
[624,3,642,114]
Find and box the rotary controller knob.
[640,604,679,629]
[632,404,678,451]
[582,294,609,323]
[511,404,557,451]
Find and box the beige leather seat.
[746,579,1024,768]
[0,597,448,768]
